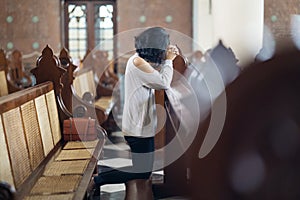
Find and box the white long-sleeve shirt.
[122,53,173,137]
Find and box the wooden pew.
[7,50,33,89]
[30,45,114,133]
[0,49,9,97]
[0,49,33,96]
[0,81,105,200]
[189,48,300,200]
[82,49,118,97]
[58,48,77,114]
[153,42,241,198]
[30,45,71,126]
[63,49,116,129]
[31,45,66,97]
[93,50,118,97]
[72,67,116,125]
[152,54,192,198]
[0,49,18,96]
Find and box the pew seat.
[0,81,105,200]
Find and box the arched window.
[63,0,116,60]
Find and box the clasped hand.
[166,45,179,60]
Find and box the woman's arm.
[133,57,173,90]
[133,45,178,90]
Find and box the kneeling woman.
[93,27,178,193]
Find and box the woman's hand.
[166,45,179,60]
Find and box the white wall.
[193,0,264,67]
[193,0,214,52]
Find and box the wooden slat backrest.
[0,115,14,188]
[73,69,96,98]
[20,100,45,171]
[0,49,9,96]
[0,82,54,190]
[45,90,62,145]
[2,107,32,189]
[35,94,54,156]
[0,70,8,97]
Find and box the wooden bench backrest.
[0,49,33,95]
[8,50,24,81]
[0,70,8,97]
[73,69,96,98]
[0,49,9,96]
[0,81,61,190]
[7,49,33,88]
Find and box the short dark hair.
[135,27,170,64]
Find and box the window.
[64,0,116,60]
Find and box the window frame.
[63,0,117,60]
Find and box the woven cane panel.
[2,108,31,188]
[25,193,74,200]
[55,149,94,161]
[0,70,8,97]
[45,91,61,145]
[63,140,98,150]
[21,101,44,171]
[43,160,89,176]
[35,95,54,156]
[0,115,14,188]
[30,175,81,195]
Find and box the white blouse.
[122,53,173,137]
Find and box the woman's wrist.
[164,59,173,66]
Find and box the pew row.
[30,46,116,130]
[0,49,32,96]
[0,81,105,200]
[81,49,118,98]
[7,50,33,88]
[72,67,116,125]
[59,48,117,130]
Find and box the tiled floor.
[95,131,189,200]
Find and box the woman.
[93,27,178,193]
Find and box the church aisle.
[96,131,189,200]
